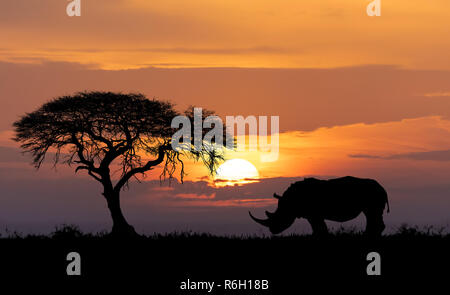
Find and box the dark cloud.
[1,165,450,235]
[144,177,301,203]
[388,150,450,161]
[4,62,450,132]
[0,0,244,46]
[349,150,450,162]
[348,154,383,159]
[0,146,66,166]
[32,46,288,55]
[0,166,301,235]
[0,146,31,163]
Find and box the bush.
[51,224,84,240]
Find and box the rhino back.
[285,176,386,219]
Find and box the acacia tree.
[13,92,224,237]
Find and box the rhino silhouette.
[249,176,389,236]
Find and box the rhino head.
[249,193,296,234]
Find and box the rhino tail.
[384,189,390,213]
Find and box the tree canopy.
[14,91,223,188]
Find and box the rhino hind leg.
[364,210,385,236]
[307,218,329,235]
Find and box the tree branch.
[113,145,171,192]
[75,166,103,183]
[71,133,100,173]
[85,128,114,150]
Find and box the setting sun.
[215,159,259,186]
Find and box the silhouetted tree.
[13,92,225,237]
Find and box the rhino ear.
[273,193,281,199]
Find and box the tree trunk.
[104,191,138,238]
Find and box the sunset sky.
[1,1,450,234]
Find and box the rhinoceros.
[249,176,389,235]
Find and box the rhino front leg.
[364,210,385,236]
[307,218,328,235]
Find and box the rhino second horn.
[249,211,271,227]
[273,193,281,199]
[265,210,274,218]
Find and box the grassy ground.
[2,223,449,240]
[0,224,448,288]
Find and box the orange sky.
[1,0,450,69]
[1,1,450,233]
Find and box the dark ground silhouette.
[0,225,449,288]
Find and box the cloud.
[141,177,301,206]
[2,166,450,235]
[349,150,450,162]
[348,154,382,159]
[424,92,450,97]
[29,46,289,55]
[388,150,450,162]
[2,0,450,70]
[0,146,32,163]
[4,61,450,132]
[0,166,301,234]
[175,193,216,200]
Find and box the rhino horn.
[249,211,271,227]
[273,193,281,199]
